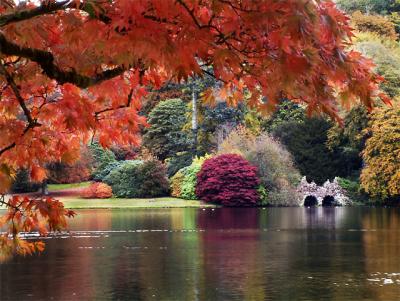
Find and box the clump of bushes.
[170,170,185,198]
[219,127,301,206]
[104,159,169,198]
[196,154,260,206]
[170,155,210,200]
[336,177,368,203]
[11,169,40,193]
[93,161,124,182]
[166,151,193,178]
[351,11,398,40]
[89,142,117,180]
[354,38,400,97]
[81,182,113,199]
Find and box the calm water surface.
[1,207,400,301]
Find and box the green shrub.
[89,142,117,180]
[93,161,124,182]
[103,160,142,197]
[180,167,199,200]
[257,185,269,206]
[389,12,400,35]
[337,177,368,203]
[181,156,211,200]
[137,160,170,197]
[170,155,210,200]
[166,152,193,178]
[104,159,169,198]
[355,40,400,97]
[336,0,398,15]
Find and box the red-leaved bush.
[195,154,260,206]
[81,182,113,199]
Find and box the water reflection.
[0,208,400,300]
[362,208,400,300]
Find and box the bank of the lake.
[1,182,215,209]
[0,195,215,209]
[61,197,215,209]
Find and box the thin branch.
[216,0,258,13]
[0,197,19,211]
[175,0,249,60]
[0,142,16,157]
[0,63,41,157]
[0,63,37,125]
[94,88,134,119]
[200,67,227,84]
[175,0,205,29]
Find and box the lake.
[1,207,400,300]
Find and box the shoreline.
[0,196,217,209]
[1,188,395,209]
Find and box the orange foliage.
[0,1,389,186]
[0,196,75,261]
[0,0,391,257]
[81,182,113,199]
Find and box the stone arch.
[304,195,318,207]
[322,195,335,207]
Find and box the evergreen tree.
[143,99,190,160]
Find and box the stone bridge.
[297,177,351,207]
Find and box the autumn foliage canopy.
[0,0,390,256]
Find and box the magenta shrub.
[195,154,260,206]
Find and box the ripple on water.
[367,272,400,285]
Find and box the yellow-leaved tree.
[361,101,400,201]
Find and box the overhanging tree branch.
[0,1,112,27]
[0,0,70,27]
[0,33,125,88]
[94,88,134,119]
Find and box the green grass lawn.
[0,181,215,209]
[61,197,215,209]
[47,182,91,191]
[0,196,214,209]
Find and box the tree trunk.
[41,180,49,196]
[192,89,198,157]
